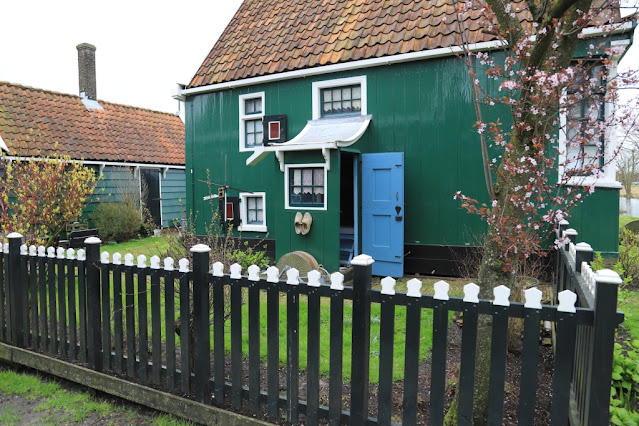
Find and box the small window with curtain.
[320,85,362,117]
[288,167,325,207]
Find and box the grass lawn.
[619,215,639,229]
[0,369,191,425]
[101,235,171,259]
[618,289,639,341]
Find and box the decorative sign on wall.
[263,114,287,144]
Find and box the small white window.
[239,192,267,232]
[284,164,327,211]
[239,92,265,152]
[312,76,366,120]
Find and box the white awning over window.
[246,114,372,171]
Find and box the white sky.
[1,0,637,115]
[1,0,244,114]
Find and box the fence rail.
[0,227,623,425]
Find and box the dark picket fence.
[0,229,623,425]
[554,220,624,425]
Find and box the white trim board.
[2,156,185,170]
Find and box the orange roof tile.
[189,0,621,88]
[0,82,184,165]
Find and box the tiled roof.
[189,0,531,87]
[189,0,622,88]
[0,82,185,165]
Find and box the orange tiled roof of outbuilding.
[0,82,185,165]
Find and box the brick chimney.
[76,43,97,101]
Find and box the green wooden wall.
[160,169,186,228]
[185,53,621,271]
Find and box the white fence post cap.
[190,244,211,253]
[575,242,593,252]
[595,269,623,285]
[85,236,101,245]
[6,232,23,239]
[351,254,374,266]
[564,228,578,236]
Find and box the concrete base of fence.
[0,343,271,426]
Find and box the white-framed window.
[312,76,366,120]
[239,92,265,152]
[239,192,267,232]
[284,164,327,210]
[558,60,619,187]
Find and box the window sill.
[238,224,268,233]
[563,177,621,189]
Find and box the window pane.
[323,102,332,114]
[313,168,323,185]
[324,90,332,102]
[257,210,263,222]
[248,210,257,222]
[567,103,582,120]
[352,86,361,99]
[302,169,313,185]
[248,198,256,209]
[246,133,255,146]
[333,89,341,101]
[247,120,255,132]
[342,87,351,101]
[256,198,263,209]
[352,99,361,111]
[254,98,262,113]
[293,169,301,186]
[255,120,263,132]
[245,99,254,114]
[343,100,351,112]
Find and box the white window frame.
[558,54,623,189]
[239,192,267,232]
[312,76,367,120]
[284,164,328,211]
[239,92,265,152]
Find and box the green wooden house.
[178,0,634,276]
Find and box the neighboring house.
[0,43,186,229]
[177,0,634,276]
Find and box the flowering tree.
[0,155,97,246]
[444,0,636,422]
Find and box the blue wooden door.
[362,153,404,277]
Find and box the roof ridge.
[0,81,179,118]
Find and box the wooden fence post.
[7,233,25,348]
[85,236,102,371]
[350,254,374,424]
[191,244,211,404]
[588,269,622,425]
[564,228,578,251]
[575,242,593,273]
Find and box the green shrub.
[610,340,639,425]
[91,201,141,243]
[229,241,270,272]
